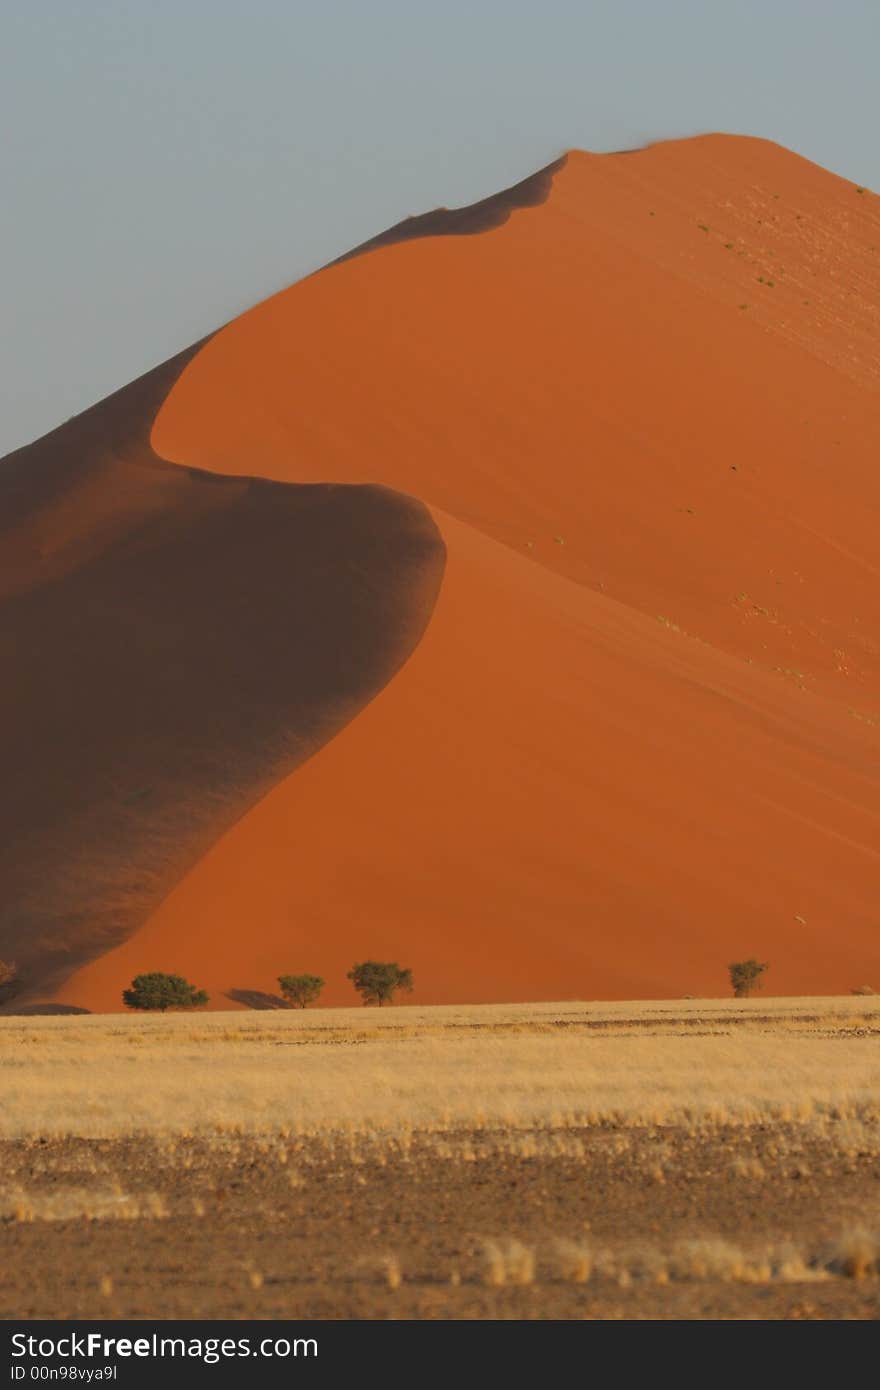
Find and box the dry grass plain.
[2,997,880,1319]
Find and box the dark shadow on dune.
[226,989,294,1011]
[0,337,446,1007]
[330,155,567,267]
[609,131,720,156]
[0,340,209,541]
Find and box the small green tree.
[278,973,325,1009]
[728,959,768,998]
[122,972,209,1012]
[346,960,413,1006]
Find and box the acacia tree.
[728,959,769,998]
[122,972,209,1012]
[278,974,325,1009]
[347,960,413,1006]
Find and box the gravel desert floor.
[2,998,879,1319]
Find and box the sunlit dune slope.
[154,134,880,704]
[5,132,880,1009]
[59,506,880,1010]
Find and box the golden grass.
[0,1186,168,1222]
[546,1229,880,1286]
[379,1254,403,1291]
[1,996,878,1140]
[553,1238,593,1283]
[481,1238,536,1287]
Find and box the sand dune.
[60,508,880,1009]
[2,133,879,1009]
[0,354,443,999]
[153,134,880,703]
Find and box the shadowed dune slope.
[0,358,445,1004]
[57,135,880,1009]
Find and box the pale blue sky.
[1,1,877,455]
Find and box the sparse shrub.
[729,1155,766,1180]
[278,974,325,1009]
[826,1228,880,1279]
[346,960,413,1007]
[728,959,769,998]
[379,1254,402,1290]
[669,1237,758,1283]
[851,984,876,996]
[554,1238,593,1283]
[481,1238,535,1286]
[122,972,209,1012]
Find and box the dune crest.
[153,133,880,704]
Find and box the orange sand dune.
[6,132,880,1009]
[61,510,880,1009]
[0,355,443,1002]
[154,134,880,705]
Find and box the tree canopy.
[278,974,325,1008]
[346,960,413,1006]
[122,972,209,1011]
[728,959,768,998]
